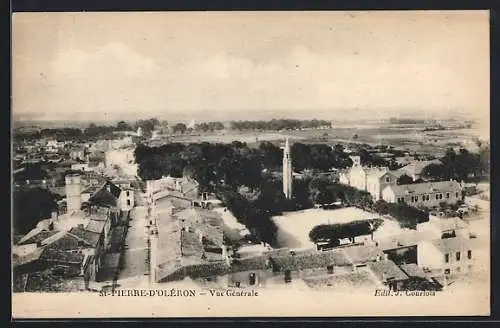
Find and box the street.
[116,205,150,288]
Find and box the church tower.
[282,137,293,199]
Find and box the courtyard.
[272,206,385,249]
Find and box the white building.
[417,237,476,276]
[71,163,90,172]
[396,159,443,181]
[339,155,398,201]
[381,180,463,208]
[417,216,470,239]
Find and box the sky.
[12,11,489,123]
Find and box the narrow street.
[116,205,149,288]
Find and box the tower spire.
[283,137,292,199]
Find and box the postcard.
[11,10,490,318]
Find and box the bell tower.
[282,138,293,199]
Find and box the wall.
[442,247,474,276]
[119,190,135,211]
[417,241,443,270]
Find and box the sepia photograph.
[11,10,490,318]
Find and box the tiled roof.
[89,188,118,207]
[24,270,84,292]
[375,231,432,251]
[267,249,351,271]
[105,181,122,199]
[342,244,385,263]
[39,248,85,265]
[45,232,87,250]
[18,230,59,246]
[399,263,427,278]
[85,220,106,234]
[68,227,101,248]
[181,229,203,257]
[431,217,469,231]
[385,180,462,196]
[398,159,443,177]
[367,260,409,282]
[12,248,44,267]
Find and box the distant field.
[160,123,486,157]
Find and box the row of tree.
[422,147,489,181]
[229,119,331,131]
[308,218,384,244]
[135,141,354,191]
[372,200,429,229]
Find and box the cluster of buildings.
[339,155,463,208]
[13,135,140,191]
[144,175,230,283]
[13,173,136,292]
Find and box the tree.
[421,163,450,181]
[116,120,132,131]
[308,177,334,205]
[387,203,429,229]
[13,188,59,235]
[308,219,383,244]
[373,200,389,215]
[397,174,414,185]
[173,123,187,134]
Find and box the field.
[272,207,379,249]
[162,121,487,157]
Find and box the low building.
[396,159,443,181]
[417,216,470,240]
[417,236,477,276]
[366,259,409,290]
[381,180,463,208]
[88,180,135,212]
[339,156,399,201]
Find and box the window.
[446,192,450,199]
[426,195,430,201]
[436,194,439,200]
[127,199,131,206]
[444,269,451,275]
[386,177,390,183]
[415,196,418,202]
[467,250,472,259]
[456,192,459,198]
[445,253,449,263]
[126,191,130,197]
[456,252,461,261]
